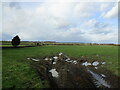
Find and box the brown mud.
[29,53,119,89]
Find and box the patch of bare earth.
[28,53,119,88]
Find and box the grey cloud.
[9,2,21,9]
[93,22,111,34]
[2,2,118,44]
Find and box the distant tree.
[11,35,20,47]
[37,43,39,46]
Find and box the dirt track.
[29,53,119,88]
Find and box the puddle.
[65,58,77,64]
[65,58,70,61]
[27,58,30,60]
[65,58,72,62]
[49,69,59,78]
[101,74,106,78]
[59,52,63,56]
[53,56,58,60]
[95,67,98,69]
[92,61,99,66]
[50,58,52,61]
[87,69,110,88]
[31,58,39,62]
[72,60,77,64]
[45,58,49,61]
[82,61,106,67]
[82,62,91,66]
[27,58,39,61]
[101,62,106,65]
[53,62,56,64]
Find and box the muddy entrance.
[28,53,119,88]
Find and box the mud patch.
[29,53,119,88]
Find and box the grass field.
[0,45,28,47]
[2,45,119,88]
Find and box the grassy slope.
[2,45,119,88]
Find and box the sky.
[1,0,119,43]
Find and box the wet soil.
[29,53,119,89]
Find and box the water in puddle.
[31,58,39,61]
[49,69,59,78]
[72,60,77,64]
[87,69,110,88]
[65,58,71,62]
[45,58,49,61]
[65,59,77,64]
[95,67,98,69]
[59,52,63,56]
[92,61,99,66]
[82,62,91,66]
[53,62,56,64]
[53,56,58,60]
[50,58,52,61]
[101,62,106,65]
[101,74,106,77]
[27,58,39,61]
[27,58,30,60]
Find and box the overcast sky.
[1,0,119,43]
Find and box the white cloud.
[103,3,118,18]
[1,0,117,2]
[81,18,118,43]
[83,32,118,43]
[100,3,114,12]
[83,19,97,27]
[73,2,99,18]
[2,2,118,43]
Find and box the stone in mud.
[49,69,59,78]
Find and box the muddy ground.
[28,53,119,89]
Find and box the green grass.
[2,45,119,88]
